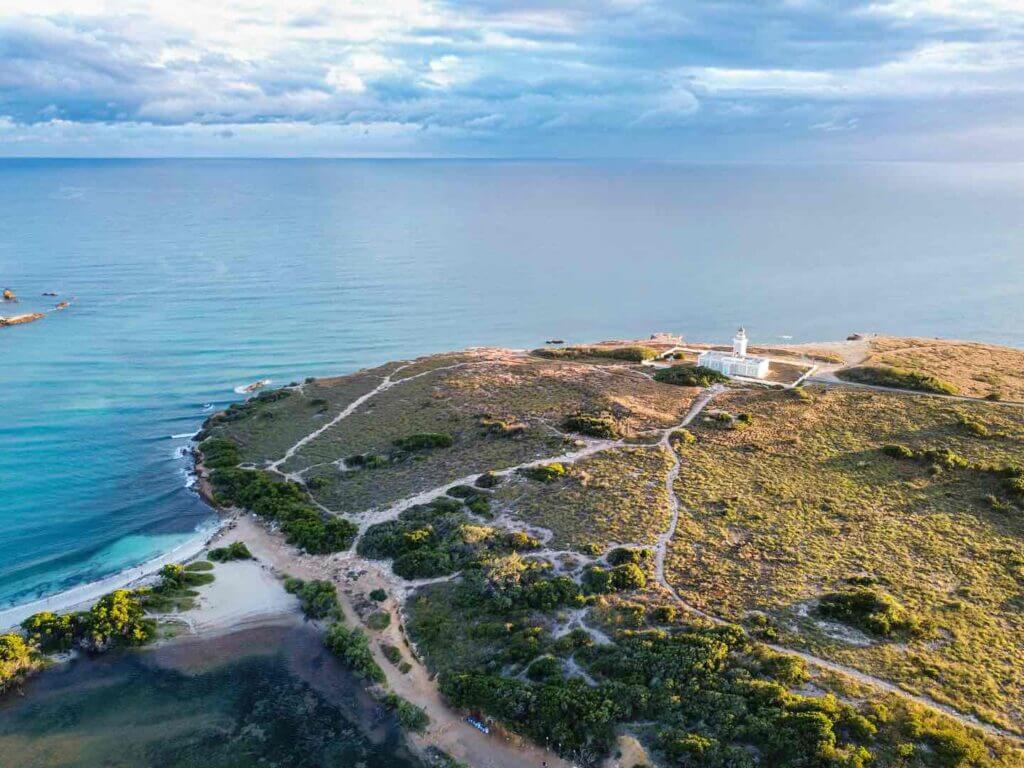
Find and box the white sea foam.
[170,432,196,439]
[233,379,271,395]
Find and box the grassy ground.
[856,336,1024,401]
[494,446,674,552]
[282,354,694,514]
[666,385,1024,730]
[201,364,399,465]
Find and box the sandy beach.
[201,513,572,768]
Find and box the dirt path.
[239,363,1024,755]
[652,389,1024,745]
[212,516,573,768]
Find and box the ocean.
[1,159,1022,611]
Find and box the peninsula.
[4,332,1024,768]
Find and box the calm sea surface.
[1,159,1022,609]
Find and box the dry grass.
[666,385,1024,730]
[495,446,674,552]
[280,352,693,514]
[203,364,398,465]
[859,336,1024,401]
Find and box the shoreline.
[0,516,224,632]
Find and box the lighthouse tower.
[732,327,748,357]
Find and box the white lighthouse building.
[697,328,770,379]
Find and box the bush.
[881,444,915,459]
[561,413,619,439]
[366,610,392,631]
[324,622,385,683]
[527,655,563,682]
[837,366,958,395]
[521,463,567,482]
[447,484,478,499]
[210,467,358,554]
[80,590,156,651]
[284,578,339,619]
[208,541,253,562]
[654,365,729,387]
[21,611,78,653]
[370,588,388,602]
[0,633,37,693]
[198,437,241,469]
[611,563,648,591]
[816,587,922,638]
[607,547,651,567]
[393,433,454,451]
[382,643,403,665]
[533,345,658,363]
[651,605,678,624]
[381,692,430,732]
[466,495,491,516]
[582,566,613,594]
[475,471,503,489]
[671,429,697,445]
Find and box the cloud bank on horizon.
[0,0,1022,159]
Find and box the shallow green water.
[0,624,422,768]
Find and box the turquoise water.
[1,159,1022,610]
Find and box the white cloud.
[686,41,1024,99]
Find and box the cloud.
[0,1,1022,158]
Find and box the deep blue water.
[1,159,1022,610]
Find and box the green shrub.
[607,548,651,567]
[366,610,392,631]
[881,444,915,459]
[526,655,563,682]
[446,484,478,499]
[198,437,241,469]
[837,366,958,395]
[521,463,567,482]
[0,633,37,693]
[346,453,389,469]
[21,612,78,653]
[80,590,156,651]
[381,692,430,732]
[611,563,647,591]
[475,471,503,489]
[382,643,403,665]
[210,467,357,554]
[533,345,658,363]
[582,566,614,594]
[466,495,491,516]
[393,433,454,451]
[671,429,697,445]
[207,541,252,562]
[651,605,678,624]
[561,413,619,439]
[324,622,385,683]
[816,587,922,638]
[653,365,729,387]
[370,588,388,602]
[284,578,339,619]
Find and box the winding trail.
[650,387,1024,744]
[259,363,1024,747]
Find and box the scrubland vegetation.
[667,385,1024,730]
[837,365,959,395]
[187,341,1024,764]
[654,364,729,387]
[209,463,357,554]
[498,447,673,550]
[858,336,1024,401]
[532,345,659,362]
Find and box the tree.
[0,633,37,693]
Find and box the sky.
[0,1,1022,159]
